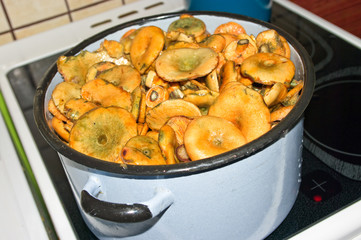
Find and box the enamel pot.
[34,12,315,240]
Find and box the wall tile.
[125,0,141,3]
[0,5,10,32]
[14,15,70,40]
[71,1,124,21]
[0,33,13,45]
[3,0,67,28]
[0,0,143,47]
[67,0,104,10]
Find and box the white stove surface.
[0,112,48,239]
[1,0,361,239]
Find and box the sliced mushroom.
[119,135,166,165]
[130,26,165,74]
[184,115,247,161]
[144,70,170,89]
[155,47,218,82]
[146,99,201,130]
[240,52,295,86]
[145,85,169,108]
[69,107,137,162]
[208,82,271,142]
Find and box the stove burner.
[304,67,361,180]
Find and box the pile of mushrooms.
[49,14,303,165]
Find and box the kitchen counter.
[290,0,361,38]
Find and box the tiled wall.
[0,0,140,46]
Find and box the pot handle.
[80,176,174,223]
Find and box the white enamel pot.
[34,12,315,240]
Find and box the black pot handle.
[80,176,174,223]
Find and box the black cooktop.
[5,2,361,239]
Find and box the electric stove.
[1,0,361,239]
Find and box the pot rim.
[34,11,315,176]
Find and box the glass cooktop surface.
[5,2,361,239]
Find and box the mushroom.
[223,34,257,65]
[119,135,166,165]
[137,91,147,124]
[145,99,202,130]
[63,98,97,121]
[155,47,219,82]
[57,50,128,86]
[199,34,226,53]
[263,82,288,107]
[271,105,294,123]
[282,80,304,106]
[219,60,238,91]
[51,117,72,141]
[95,65,141,93]
[85,61,116,83]
[240,52,295,86]
[145,85,170,108]
[208,82,271,142]
[99,39,124,59]
[158,125,179,164]
[184,116,247,161]
[51,81,81,114]
[214,21,246,36]
[165,116,193,145]
[167,16,206,38]
[130,86,142,121]
[205,69,220,92]
[81,78,132,111]
[183,89,219,108]
[137,123,149,136]
[175,145,191,162]
[48,99,70,123]
[69,107,137,162]
[256,29,291,58]
[130,26,165,74]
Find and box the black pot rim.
[34,11,315,177]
